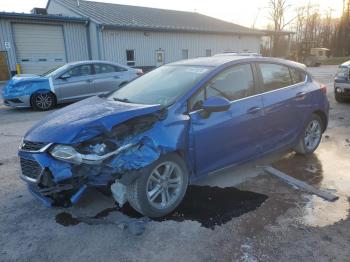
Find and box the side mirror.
[60,73,70,80]
[202,96,231,113]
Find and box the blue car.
[19,56,329,217]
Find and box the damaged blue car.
[19,56,329,217]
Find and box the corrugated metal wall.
[101,30,261,67]
[0,17,89,73]
[0,19,16,73]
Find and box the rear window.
[94,64,126,74]
[290,68,306,84]
[259,63,292,92]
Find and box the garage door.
[13,24,67,75]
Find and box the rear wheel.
[127,153,189,217]
[31,92,56,111]
[294,114,323,155]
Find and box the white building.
[0,0,263,77]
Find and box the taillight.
[320,84,327,94]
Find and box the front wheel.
[294,114,323,155]
[31,92,56,111]
[127,153,189,217]
[335,94,346,103]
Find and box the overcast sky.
[0,0,344,28]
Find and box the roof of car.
[170,56,307,70]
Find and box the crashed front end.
[19,111,172,207]
[2,75,51,108]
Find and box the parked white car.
[2,60,143,110]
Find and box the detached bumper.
[3,95,31,108]
[19,150,88,206]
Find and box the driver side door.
[188,63,265,177]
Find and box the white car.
[2,60,143,110]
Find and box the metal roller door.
[12,23,67,75]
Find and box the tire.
[335,94,346,103]
[127,153,189,217]
[31,92,56,111]
[294,114,323,155]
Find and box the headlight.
[50,143,134,165]
[50,145,83,164]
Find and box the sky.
[0,0,344,29]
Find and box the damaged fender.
[2,75,53,100]
[20,96,190,205]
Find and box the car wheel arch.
[30,90,57,110]
[312,110,327,132]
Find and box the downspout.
[85,20,92,60]
[96,24,101,60]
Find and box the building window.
[126,50,135,66]
[182,49,189,59]
[206,49,211,57]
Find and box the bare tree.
[268,0,295,56]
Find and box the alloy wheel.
[146,161,184,210]
[304,120,321,151]
[35,93,53,110]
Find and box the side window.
[188,64,255,112]
[189,88,205,111]
[259,63,292,92]
[206,64,255,101]
[290,68,306,84]
[94,64,126,74]
[65,65,92,77]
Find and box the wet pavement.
[1,65,350,261]
[56,186,268,229]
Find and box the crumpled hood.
[2,74,50,98]
[25,96,162,144]
[6,74,47,86]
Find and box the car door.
[54,64,95,102]
[256,63,309,152]
[92,63,126,95]
[188,63,265,177]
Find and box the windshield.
[41,64,69,77]
[336,67,349,78]
[108,65,212,107]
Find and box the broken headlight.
[50,145,83,164]
[50,142,134,165]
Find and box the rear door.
[54,64,95,102]
[189,63,265,177]
[92,63,127,95]
[256,63,309,152]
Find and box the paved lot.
[1,65,350,261]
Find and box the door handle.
[295,91,306,98]
[247,106,262,114]
[113,76,120,79]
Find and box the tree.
[268,0,291,56]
